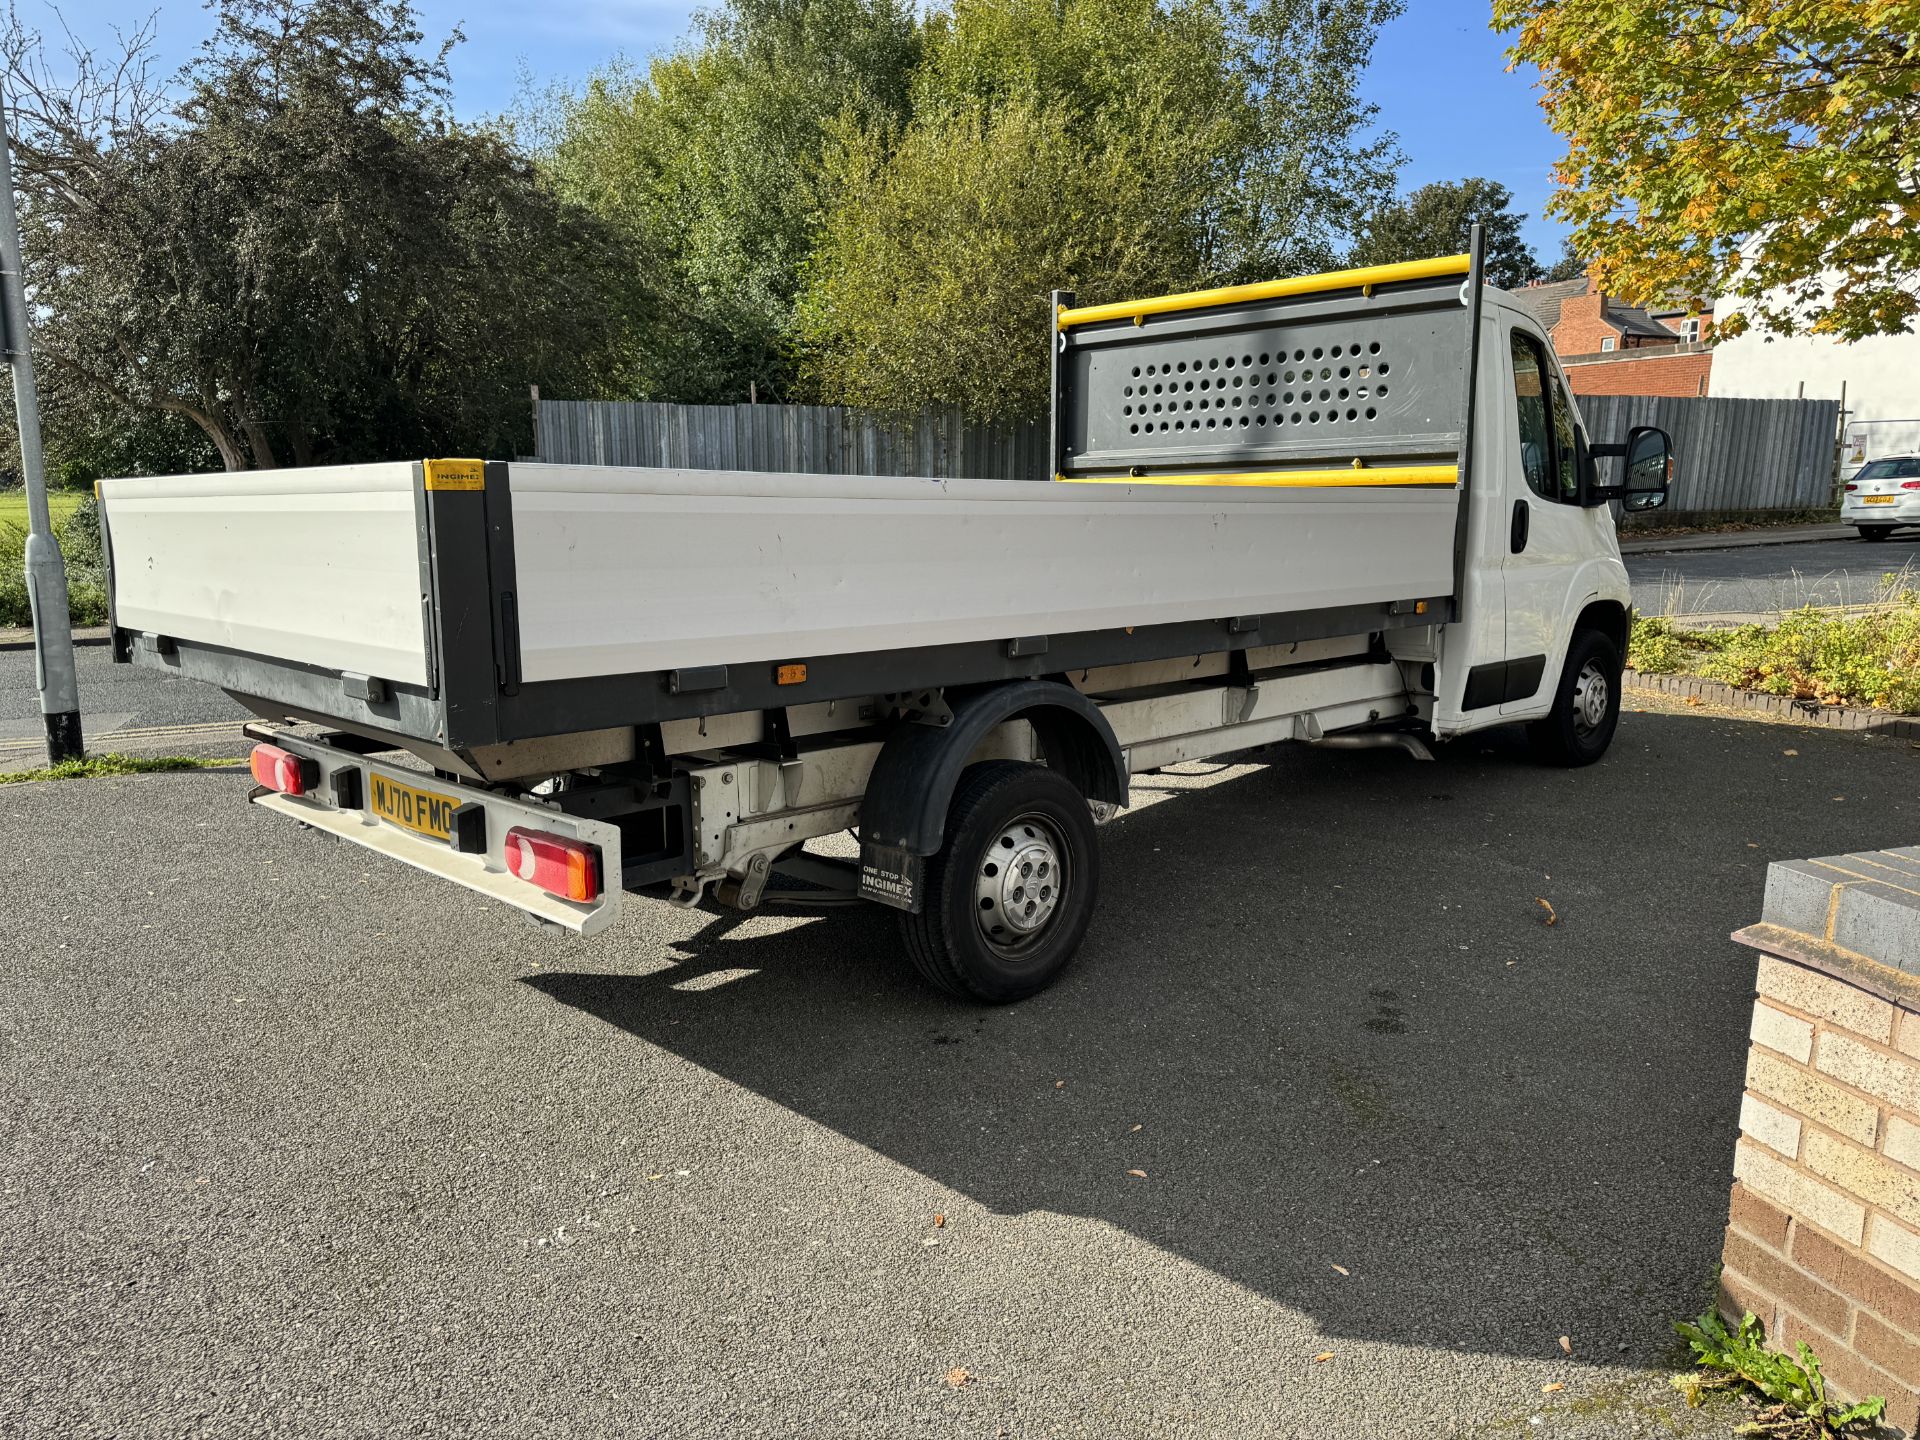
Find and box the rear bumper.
[1842,502,1920,527]
[246,728,624,936]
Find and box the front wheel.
[1527,628,1622,767]
[1860,525,1894,543]
[897,761,1100,1003]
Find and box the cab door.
[1497,324,1591,714]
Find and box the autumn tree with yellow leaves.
[1495,0,1920,340]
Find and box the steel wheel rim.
[974,811,1068,960]
[1572,658,1610,736]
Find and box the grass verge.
[1629,584,1920,715]
[0,753,239,785]
[0,490,85,528]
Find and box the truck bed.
[100,258,1474,781]
[506,464,1456,683]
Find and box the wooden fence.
[536,400,1047,481]
[535,395,1842,517]
[1578,395,1841,518]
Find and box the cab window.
[1546,366,1580,502]
[1509,329,1579,504]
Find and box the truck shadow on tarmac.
[526,712,1919,1363]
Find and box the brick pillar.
[1721,847,1920,1432]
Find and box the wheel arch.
[1575,597,1629,659]
[860,680,1128,861]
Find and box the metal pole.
[0,104,81,762]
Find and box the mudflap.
[858,841,924,913]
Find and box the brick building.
[1510,276,1716,397]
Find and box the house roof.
[1607,303,1682,341]
[1513,274,1684,342]
[1510,277,1588,331]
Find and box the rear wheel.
[1527,628,1622,767]
[1860,525,1894,542]
[898,761,1100,1003]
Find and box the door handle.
[1510,498,1530,554]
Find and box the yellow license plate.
[368,773,458,840]
[1864,494,1896,505]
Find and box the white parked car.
[1843,455,1920,541]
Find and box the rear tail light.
[1845,483,1859,491]
[504,827,602,903]
[1903,481,1920,490]
[250,743,318,797]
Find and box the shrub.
[1699,588,1920,713]
[1628,613,1687,673]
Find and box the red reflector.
[250,743,317,796]
[504,827,602,903]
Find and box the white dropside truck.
[98,244,1674,1001]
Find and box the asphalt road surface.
[6,708,1917,1438]
[1627,533,1920,618]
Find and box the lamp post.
[0,102,81,763]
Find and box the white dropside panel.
[510,465,1458,685]
[100,464,430,687]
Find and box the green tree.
[798,97,1217,420]
[1348,177,1542,289]
[795,0,1405,419]
[541,0,919,402]
[5,0,643,470]
[1215,0,1406,280]
[1538,236,1585,285]
[1495,0,1920,339]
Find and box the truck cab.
[1437,290,1671,752]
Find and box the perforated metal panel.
[1055,273,1473,480]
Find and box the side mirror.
[1622,426,1673,511]
[1588,425,1674,510]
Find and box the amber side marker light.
[776,662,808,685]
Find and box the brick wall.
[1562,346,1713,397]
[1722,952,1920,1431]
[1549,292,1619,355]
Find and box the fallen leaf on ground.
[1783,749,1798,756]
[1535,897,1557,927]
[945,1367,971,1388]
[1130,1124,1143,1132]
[1542,1382,1565,1394]
[1054,1080,1065,1088]
[1313,1352,1335,1364]
[1558,1335,1572,1356]
[933,1213,946,1228]
[1330,1263,1349,1276]
[1127,1169,1147,1178]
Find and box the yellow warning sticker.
[423,459,485,491]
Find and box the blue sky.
[51,0,1571,258]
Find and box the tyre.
[1527,628,1622,767]
[897,760,1100,1003]
[1860,525,1894,542]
